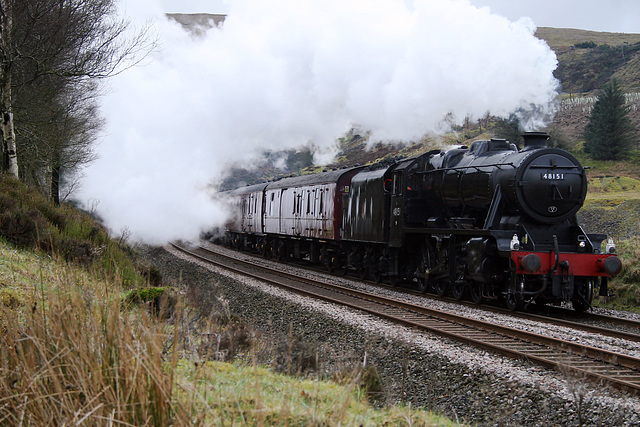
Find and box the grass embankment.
[0,175,456,425]
[576,150,640,310]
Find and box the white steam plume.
[77,0,559,244]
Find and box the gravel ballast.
[142,245,640,426]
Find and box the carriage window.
[313,191,317,215]
[319,190,324,215]
[306,192,311,214]
[269,193,274,216]
[393,174,403,195]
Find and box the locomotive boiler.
[223,132,621,312]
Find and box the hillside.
[535,27,640,50]
[535,27,640,94]
[535,27,640,162]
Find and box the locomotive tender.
[224,132,622,311]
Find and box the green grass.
[0,178,459,425]
[593,237,640,311]
[0,174,146,288]
[174,360,455,426]
[0,239,459,426]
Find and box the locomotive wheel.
[417,277,428,294]
[451,281,465,301]
[375,254,389,283]
[359,249,371,280]
[505,291,523,311]
[362,248,374,281]
[373,270,382,283]
[341,263,350,276]
[572,278,594,313]
[351,248,368,280]
[470,282,483,304]
[505,276,525,311]
[415,242,434,293]
[432,281,446,296]
[372,258,383,283]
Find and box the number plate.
[541,173,565,180]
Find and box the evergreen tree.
[583,79,634,160]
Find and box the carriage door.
[294,190,303,236]
[277,189,284,234]
[389,171,405,247]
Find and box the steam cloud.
[77,0,559,244]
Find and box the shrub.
[123,287,175,318]
[0,174,147,288]
[0,208,51,249]
[575,41,597,49]
[274,331,321,375]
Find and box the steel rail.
[171,241,640,394]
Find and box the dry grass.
[0,243,180,425]
[0,177,459,425]
[0,241,458,426]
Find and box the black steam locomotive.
[223,132,621,311]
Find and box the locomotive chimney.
[522,131,550,150]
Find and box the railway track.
[171,241,640,395]
[416,292,640,344]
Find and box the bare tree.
[0,0,17,176]
[0,0,153,202]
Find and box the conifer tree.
[584,79,634,160]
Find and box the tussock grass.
[0,241,457,426]
[594,237,640,311]
[0,177,458,425]
[0,242,179,425]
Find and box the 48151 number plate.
[541,173,565,180]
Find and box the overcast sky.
[159,0,640,34]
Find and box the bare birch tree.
[0,0,17,176]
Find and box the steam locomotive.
[223,132,622,311]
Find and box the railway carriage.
[226,183,267,249]
[227,167,363,265]
[222,132,622,311]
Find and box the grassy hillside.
[535,27,640,93]
[0,175,456,425]
[535,27,640,50]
